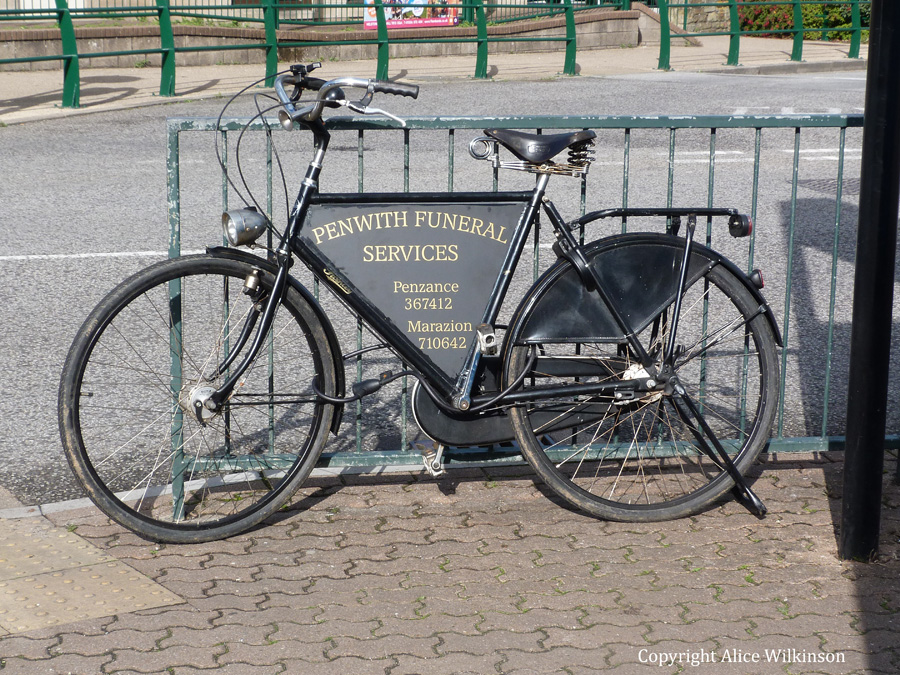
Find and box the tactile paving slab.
[0,518,181,634]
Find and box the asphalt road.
[1,69,885,507]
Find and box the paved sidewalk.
[0,453,898,673]
[0,36,866,125]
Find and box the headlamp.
[222,207,267,247]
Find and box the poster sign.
[301,199,527,376]
[364,0,461,30]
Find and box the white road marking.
[0,249,205,262]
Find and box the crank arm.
[671,385,766,517]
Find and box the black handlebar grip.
[372,81,420,99]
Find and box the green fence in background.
[656,0,869,71]
[166,112,900,469]
[0,0,625,108]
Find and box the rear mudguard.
[506,233,782,349]
[207,246,346,434]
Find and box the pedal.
[415,441,446,478]
[475,324,498,355]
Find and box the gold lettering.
[312,226,326,245]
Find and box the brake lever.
[341,100,406,127]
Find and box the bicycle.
[58,63,781,543]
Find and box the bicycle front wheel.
[59,254,337,543]
[505,256,779,521]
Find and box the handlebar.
[275,67,419,130]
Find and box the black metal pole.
[839,0,900,561]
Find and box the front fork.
[198,123,329,418]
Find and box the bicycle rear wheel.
[59,254,337,543]
[505,257,779,521]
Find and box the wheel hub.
[182,384,219,423]
[619,363,663,405]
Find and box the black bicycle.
[58,64,781,543]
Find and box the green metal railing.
[0,0,625,108]
[167,112,899,468]
[656,0,868,71]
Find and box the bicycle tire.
[58,254,337,543]
[504,242,779,521]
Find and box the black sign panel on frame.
[300,196,529,376]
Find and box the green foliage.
[737,1,869,41]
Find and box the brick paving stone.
[328,633,441,659]
[214,605,321,627]
[579,602,687,628]
[162,622,276,648]
[56,626,168,656]
[388,652,496,674]
[644,618,758,644]
[373,613,482,638]
[267,617,381,644]
[477,607,584,633]
[499,645,612,673]
[156,665,286,675]
[542,623,651,651]
[188,592,266,613]
[289,654,399,674]
[845,627,900,652]
[216,639,323,667]
[109,643,227,672]
[435,628,548,656]
[0,653,114,674]
[683,598,792,623]
[750,613,868,639]
[347,586,429,618]
[0,633,58,659]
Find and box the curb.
[701,58,867,76]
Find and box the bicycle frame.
[206,115,761,422]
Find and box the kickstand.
[672,387,767,518]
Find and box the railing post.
[727,0,740,66]
[657,0,671,70]
[840,0,900,561]
[563,0,577,76]
[474,0,489,79]
[849,0,862,59]
[156,0,176,97]
[54,0,80,108]
[263,0,278,86]
[374,0,389,80]
[790,0,804,61]
[621,0,632,9]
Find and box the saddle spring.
[567,139,596,168]
[468,136,596,178]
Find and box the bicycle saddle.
[484,128,597,163]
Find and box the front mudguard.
[206,246,346,434]
[506,233,782,348]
